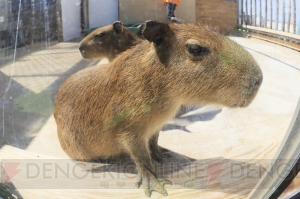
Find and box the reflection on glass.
[0,0,300,198]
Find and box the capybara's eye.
[96,33,105,38]
[186,44,209,56]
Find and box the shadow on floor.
[87,149,265,196]
[0,58,99,150]
[0,41,59,69]
[162,105,222,132]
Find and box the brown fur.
[79,21,142,61]
[54,21,263,197]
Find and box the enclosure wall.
[118,0,196,24]
[196,0,238,35]
[89,0,118,29]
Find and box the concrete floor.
[0,37,300,199]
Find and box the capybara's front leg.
[120,133,172,197]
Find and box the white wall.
[61,0,81,41]
[89,0,118,29]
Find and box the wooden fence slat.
[242,0,244,25]
[254,0,257,26]
[264,0,267,28]
[246,0,248,24]
[260,0,262,26]
[270,0,273,29]
[287,0,291,32]
[282,0,285,31]
[276,0,279,30]
[293,0,296,34]
[250,0,253,25]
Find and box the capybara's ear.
[113,21,123,34]
[142,20,170,45]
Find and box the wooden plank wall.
[196,0,238,35]
[118,0,196,25]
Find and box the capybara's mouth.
[235,85,262,108]
[235,100,250,108]
[238,65,263,108]
[231,101,247,108]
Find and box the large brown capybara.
[54,21,263,197]
[79,21,142,61]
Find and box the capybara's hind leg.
[149,131,171,162]
[120,133,172,197]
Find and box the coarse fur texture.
[79,21,142,61]
[54,21,263,197]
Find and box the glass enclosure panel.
[1,0,300,198]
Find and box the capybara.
[79,21,142,61]
[54,21,263,197]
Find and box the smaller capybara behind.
[55,21,263,197]
[79,21,142,61]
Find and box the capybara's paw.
[145,178,172,197]
[136,171,172,197]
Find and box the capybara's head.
[79,21,141,61]
[142,21,263,108]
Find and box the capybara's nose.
[244,65,263,106]
[79,46,86,57]
[79,46,83,52]
[254,78,262,87]
[253,66,263,88]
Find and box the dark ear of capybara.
[113,21,123,34]
[142,21,171,45]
